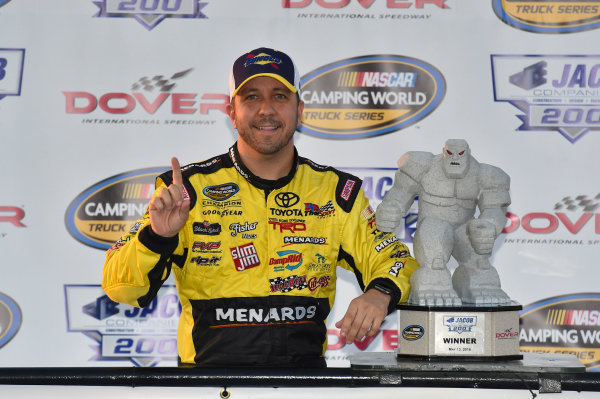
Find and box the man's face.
[227,76,304,156]
[442,139,470,178]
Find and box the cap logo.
[244,53,282,68]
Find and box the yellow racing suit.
[102,143,418,367]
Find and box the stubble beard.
[238,118,297,155]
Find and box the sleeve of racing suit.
[337,185,418,314]
[102,176,185,308]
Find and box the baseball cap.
[229,47,301,98]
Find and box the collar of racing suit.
[228,141,300,195]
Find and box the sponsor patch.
[230,243,260,271]
[304,201,335,217]
[193,221,221,235]
[269,275,308,293]
[190,255,221,266]
[269,220,307,233]
[275,192,300,208]
[270,250,304,272]
[341,179,356,200]
[202,183,239,201]
[229,221,258,237]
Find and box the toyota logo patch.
[275,192,300,208]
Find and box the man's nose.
[258,98,275,115]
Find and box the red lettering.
[200,93,230,114]
[357,0,375,7]
[316,0,350,7]
[502,211,519,233]
[133,92,169,114]
[353,333,377,350]
[99,93,135,114]
[63,91,97,113]
[521,212,558,234]
[282,0,312,7]
[555,212,592,234]
[171,93,196,114]
[0,206,25,227]
[327,329,345,350]
[387,0,410,7]
[414,0,448,8]
[382,329,398,350]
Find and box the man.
[103,47,418,367]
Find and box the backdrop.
[1,0,600,370]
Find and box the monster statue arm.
[468,164,511,255]
[376,151,433,232]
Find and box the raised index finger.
[171,157,183,187]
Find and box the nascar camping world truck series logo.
[65,167,168,250]
[520,293,600,371]
[298,55,446,139]
[493,0,600,33]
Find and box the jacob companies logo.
[299,55,445,139]
[0,48,25,103]
[93,0,208,30]
[493,0,600,33]
[65,167,168,250]
[520,293,600,371]
[0,292,22,349]
[491,55,600,143]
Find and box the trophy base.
[396,301,523,359]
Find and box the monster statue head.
[442,139,470,179]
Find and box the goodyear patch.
[520,293,600,371]
[65,167,168,250]
[493,0,600,33]
[298,55,445,139]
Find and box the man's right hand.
[148,157,190,238]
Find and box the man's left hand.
[335,289,391,345]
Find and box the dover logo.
[93,0,208,31]
[203,183,239,201]
[299,55,445,139]
[520,293,600,371]
[0,292,22,349]
[65,167,168,250]
[493,0,600,34]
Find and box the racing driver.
[102,47,418,367]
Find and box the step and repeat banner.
[1,0,600,371]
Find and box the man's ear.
[296,100,304,128]
[226,100,237,129]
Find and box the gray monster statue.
[376,139,511,306]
